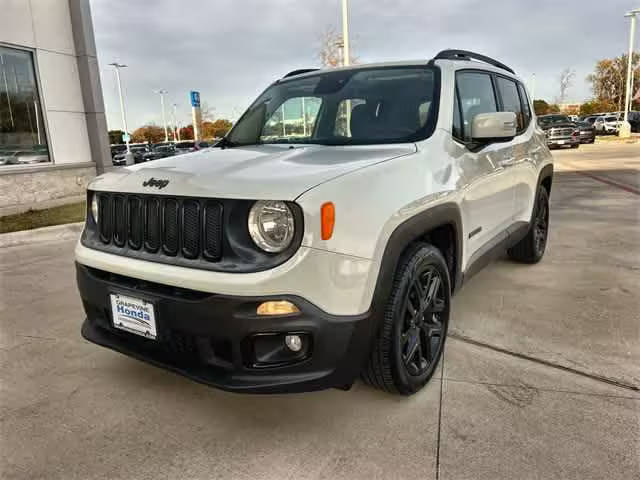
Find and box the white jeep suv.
[76,50,553,395]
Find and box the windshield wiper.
[215,137,237,149]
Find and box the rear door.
[494,76,537,222]
[453,71,518,265]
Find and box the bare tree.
[200,102,216,122]
[558,68,576,104]
[316,25,358,68]
[317,26,343,67]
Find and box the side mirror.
[471,111,517,140]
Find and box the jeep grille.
[96,193,223,262]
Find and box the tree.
[200,102,216,123]
[557,68,575,104]
[533,99,550,115]
[179,125,194,140]
[108,130,124,145]
[131,125,165,144]
[533,100,560,115]
[579,99,616,116]
[587,53,640,111]
[211,119,233,138]
[316,25,358,67]
[548,104,560,114]
[201,121,216,139]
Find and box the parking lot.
[0,143,638,479]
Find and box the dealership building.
[0,0,110,216]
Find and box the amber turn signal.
[321,202,335,240]
[256,301,300,315]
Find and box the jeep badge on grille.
[142,178,170,189]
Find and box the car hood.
[90,143,416,200]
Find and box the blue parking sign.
[190,91,200,108]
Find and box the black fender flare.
[352,202,463,374]
[369,202,463,314]
[537,163,554,195]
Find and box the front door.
[452,71,517,267]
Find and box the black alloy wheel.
[399,265,446,376]
[532,193,549,257]
[508,187,550,264]
[362,243,450,395]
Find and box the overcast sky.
[91,0,637,130]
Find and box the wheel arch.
[371,203,463,314]
[538,163,554,195]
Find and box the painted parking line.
[555,158,640,195]
[577,171,640,196]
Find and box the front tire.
[362,243,450,395]
[508,187,549,263]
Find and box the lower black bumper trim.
[77,263,375,394]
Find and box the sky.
[90,0,637,131]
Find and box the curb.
[0,222,83,248]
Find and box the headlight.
[90,193,99,224]
[248,200,295,252]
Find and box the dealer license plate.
[110,293,157,340]
[556,140,566,145]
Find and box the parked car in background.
[0,149,49,165]
[594,115,622,134]
[537,114,580,148]
[174,140,210,154]
[112,146,150,166]
[142,144,176,161]
[110,144,127,158]
[581,115,599,125]
[576,121,596,144]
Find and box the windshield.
[226,66,438,146]
[538,115,570,126]
[604,116,617,122]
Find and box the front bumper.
[546,136,580,147]
[77,263,374,393]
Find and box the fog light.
[285,334,302,352]
[257,300,299,315]
[250,332,312,367]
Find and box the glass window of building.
[0,46,50,166]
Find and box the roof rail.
[282,68,319,79]
[432,49,515,74]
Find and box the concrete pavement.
[1,143,638,479]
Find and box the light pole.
[530,73,536,101]
[341,0,352,135]
[341,0,351,66]
[172,104,180,142]
[156,89,169,142]
[108,62,132,162]
[620,8,639,138]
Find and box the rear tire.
[362,243,450,395]
[508,187,549,264]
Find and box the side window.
[517,83,532,128]
[496,77,524,132]
[455,72,497,141]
